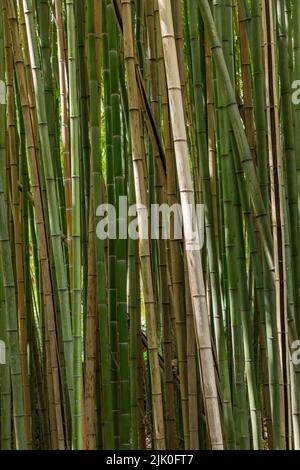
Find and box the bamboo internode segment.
[0,0,300,451]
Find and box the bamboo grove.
[1,0,300,451]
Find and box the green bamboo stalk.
[65,0,83,449]
[103,1,120,448]
[75,0,89,335]
[107,2,130,449]
[86,0,114,449]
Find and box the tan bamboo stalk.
[158,0,224,450]
[121,0,166,450]
[154,0,191,448]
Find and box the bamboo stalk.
[158,0,224,450]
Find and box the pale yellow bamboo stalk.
[158,0,224,450]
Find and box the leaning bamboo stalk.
[22,0,74,444]
[158,0,224,450]
[198,0,273,271]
